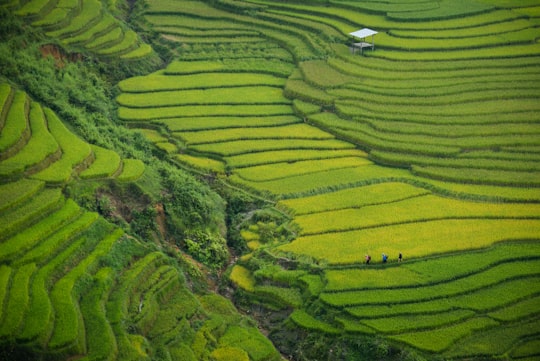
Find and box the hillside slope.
[0,4,281,361]
[117,0,540,360]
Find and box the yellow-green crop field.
[117,0,540,358]
[0,0,525,359]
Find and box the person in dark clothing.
[382,253,388,263]
[365,254,371,264]
[398,252,403,262]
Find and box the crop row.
[292,193,540,236]
[0,83,12,129]
[0,101,59,177]
[278,181,428,215]
[0,178,44,213]
[14,211,99,266]
[249,0,518,31]
[116,86,291,108]
[48,228,123,351]
[313,114,540,156]
[15,0,151,59]
[230,164,406,197]
[158,115,300,133]
[106,252,168,357]
[412,165,540,187]
[119,72,287,93]
[447,316,540,358]
[80,145,121,179]
[117,159,145,182]
[193,138,354,158]
[0,90,28,156]
[119,104,293,121]
[324,241,540,292]
[346,277,540,322]
[145,0,327,60]
[279,218,540,266]
[0,188,64,241]
[329,86,540,109]
[226,148,366,169]
[0,263,36,339]
[391,18,535,39]
[334,101,538,126]
[0,85,139,184]
[235,156,371,183]
[0,199,80,262]
[328,54,540,87]
[178,123,334,146]
[16,236,81,345]
[333,44,540,73]
[79,267,117,360]
[31,108,92,184]
[163,59,294,77]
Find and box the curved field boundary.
[124,1,540,358]
[31,107,92,184]
[79,145,121,179]
[0,178,45,213]
[0,101,59,178]
[0,188,64,242]
[13,0,153,60]
[0,90,30,160]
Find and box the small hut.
[349,28,378,55]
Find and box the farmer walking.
[398,252,403,262]
[382,253,388,263]
[365,254,371,264]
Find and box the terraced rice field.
[0,82,143,184]
[11,0,152,59]
[0,81,279,360]
[116,0,540,358]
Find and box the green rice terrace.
[1,0,540,360]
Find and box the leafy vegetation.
[1,0,539,360]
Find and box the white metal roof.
[349,28,378,38]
